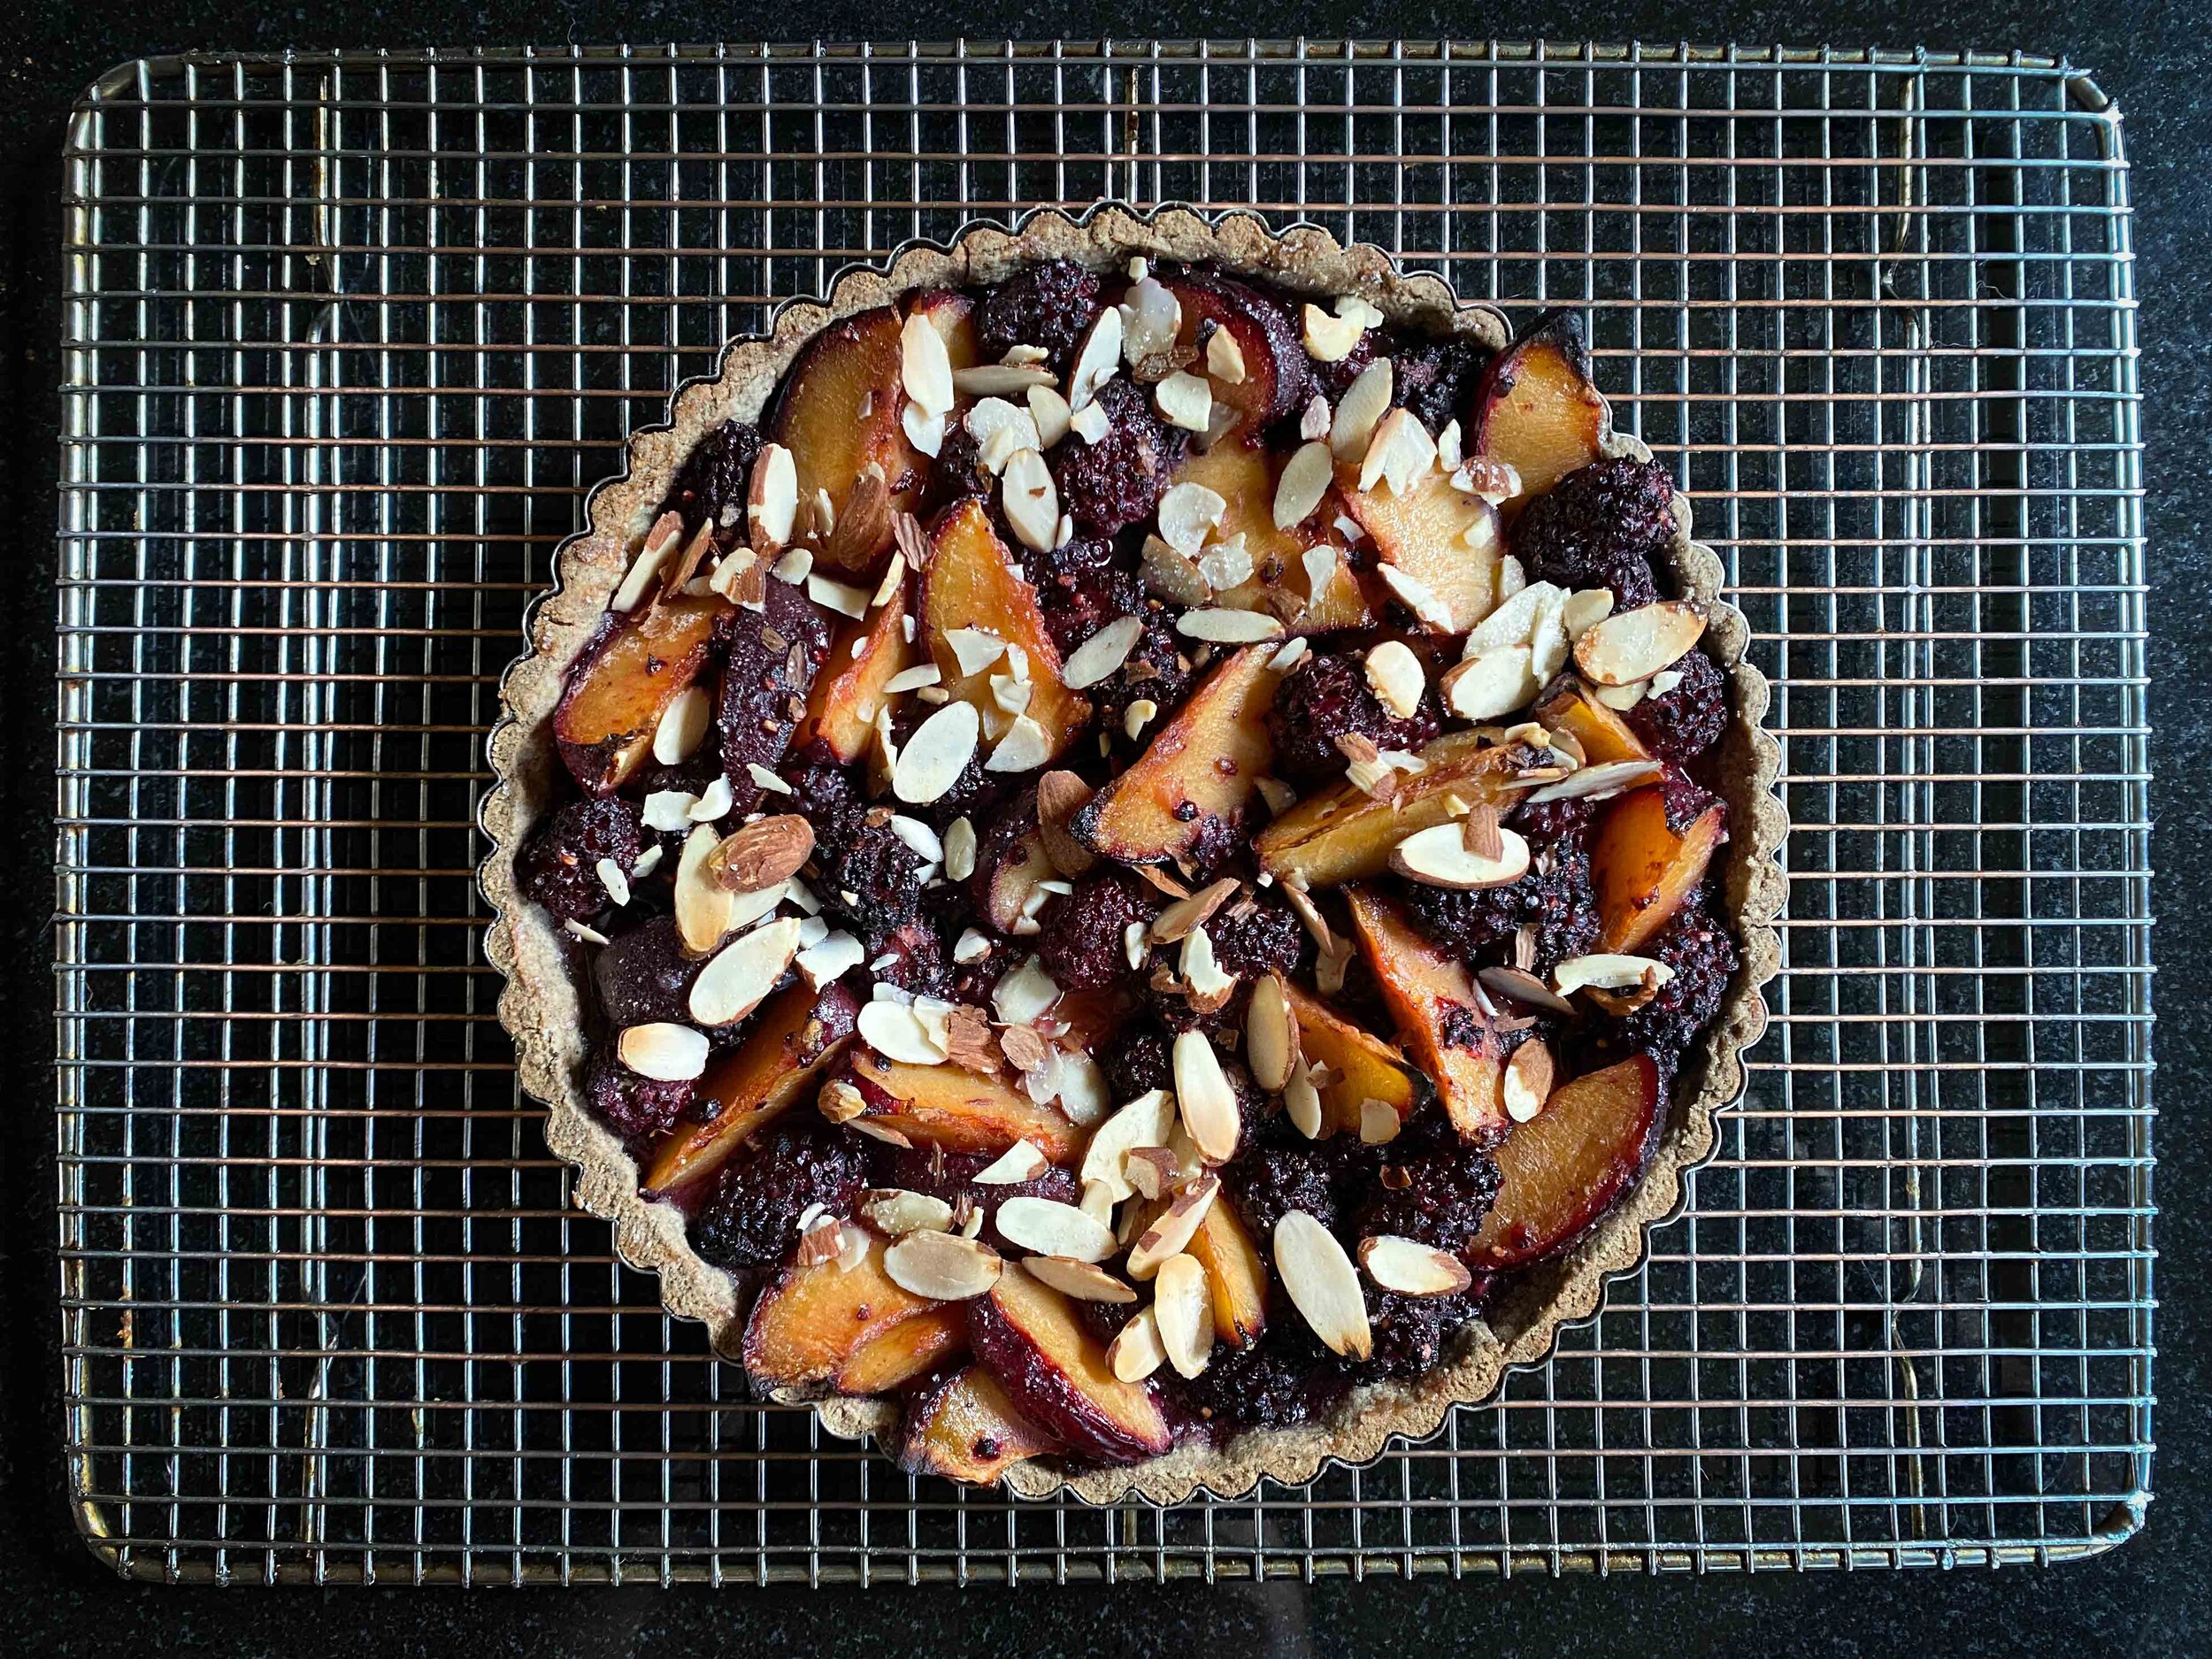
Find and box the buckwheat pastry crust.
[480,204,1786,1505]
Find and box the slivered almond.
[1478,964,1577,1017]
[1503,1039,1555,1124]
[1274,1210,1372,1359]
[1152,1254,1215,1378]
[860,1188,956,1235]
[1148,876,1240,945]
[687,917,803,1026]
[995,1195,1117,1263]
[1272,439,1334,528]
[1171,1033,1241,1163]
[1108,1307,1168,1382]
[973,1141,1048,1184]
[1026,1255,1138,1304]
[1358,1234,1475,1298]
[618,1022,708,1082]
[1245,972,1298,1093]
[1389,822,1532,890]
[1523,758,1663,804]
[1125,1175,1222,1279]
[1573,600,1709,686]
[1035,770,1099,876]
[882,1230,1003,1301]
[747,442,798,554]
[705,814,815,894]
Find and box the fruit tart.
[483,207,1785,1503]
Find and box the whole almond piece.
[882,1230,1003,1302]
[1152,1254,1216,1379]
[1274,1210,1373,1359]
[1035,770,1099,876]
[1358,1234,1476,1298]
[1125,1175,1222,1279]
[706,814,816,894]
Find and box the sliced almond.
[1171,1032,1241,1164]
[1195,533,1253,593]
[747,442,798,554]
[617,1021,708,1082]
[1554,952,1678,996]
[1441,645,1537,722]
[652,684,711,765]
[1503,1039,1555,1124]
[1464,579,1565,657]
[1523,757,1665,804]
[1358,407,1439,495]
[995,1195,1117,1263]
[688,916,803,1027]
[1363,640,1425,719]
[858,998,949,1066]
[1079,1087,1177,1202]
[953,363,1056,397]
[999,448,1060,554]
[1154,370,1214,432]
[611,512,685,612]
[1329,357,1394,459]
[942,816,978,883]
[891,699,981,804]
[973,1141,1049,1185]
[1376,561,1455,632]
[882,1230,1003,1302]
[818,1077,868,1125]
[1026,1255,1138,1304]
[1274,1210,1372,1360]
[1205,325,1248,385]
[1389,821,1532,889]
[991,955,1061,1025]
[1107,1307,1167,1382]
[1018,772,1093,879]
[1177,608,1285,644]
[860,1188,956,1235]
[1573,600,1709,687]
[900,309,956,416]
[1284,1054,1325,1140]
[1125,1146,1180,1202]
[1141,534,1212,606]
[1244,972,1299,1093]
[1358,1099,1402,1145]
[996,1023,1049,1075]
[594,856,632,909]
[987,713,1053,773]
[1125,1175,1222,1279]
[794,1214,847,1268]
[1067,306,1124,411]
[794,929,864,989]
[674,821,779,956]
[1156,480,1228,557]
[1147,875,1240,946]
[1358,1234,1475,1298]
[1061,615,1142,693]
[1026,384,1072,449]
[1302,303,1365,363]
[1477,964,1577,1017]
[1152,1253,1215,1379]
[1562,586,1615,643]
[705,813,815,894]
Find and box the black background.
[0,4,2200,1654]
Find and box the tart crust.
[480,204,1788,1506]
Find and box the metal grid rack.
[54,40,2153,1585]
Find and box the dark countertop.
[0,3,2203,1654]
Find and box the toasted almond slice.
[1171,1033,1241,1164]
[995,1195,1118,1263]
[1025,383,1072,449]
[1078,1179,1118,1230]
[1302,303,1364,363]
[858,998,949,1066]
[1463,580,1565,657]
[1108,1307,1167,1381]
[848,1118,914,1148]
[1052,615,1140,694]
[1195,534,1253,593]
[1358,1099,1401,1145]
[892,699,981,804]
[705,813,816,894]
[1079,1087,1177,1202]
[1152,1253,1215,1379]
[618,1022,708,1082]
[1523,757,1664,804]
[1156,480,1228,557]
[1574,600,1709,686]
[651,685,711,765]
[687,917,803,1027]
[1441,645,1537,722]
[1032,770,1098,878]
[1554,952,1678,995]
[942,816,978,884]
[883,1230,1004,1301]
[1389,822,1532,890]
[1562,587,1616,641]
[1125,1175,1222,1279]
[1478,964,1578,1017]
[1147,876,1240,946]
[641,788,700,832]
[861,1188,956,1235]
[1461,803,1505,860]
[999,448,1060,554]
[953,363,1056,396]
[1178,607,1285,644]
[1155,370,1214,432]
[1068,306,1124,411]
[794,929,864,989]
[991,955,1061,1025]
[1377,561,1455,632]
[1027,1255,1139,1304]
[1358,406,1439,495]
[900,309,956,416]
[1329,357,1394,459]
[1504,1039,1556,1124]
[594,856,632,909]
[987,713,1053,773]
[1358,1234,1475,1298]
[1284,1055,1325,1140]
[1363,640,1425,719]
[1274,1210,1372,1359]
[611,512,685,612]
[1245,972,1298,1093]
[1205,326,1248,385]
[974,1141,1049,1185]
[747,442,798,554]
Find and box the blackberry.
[1607,902,1738,1064]
[660,419,762,531]
[974,259,1103,375]
[517,795,644,922]
[1387,334,1490,434]
[718,578,830,814]
[1050,378,1187,534]
[1266,651,1442,789]
[1511,457,1674,609]
[1360,1291,1479,1378]
[1398,827,1601,972]
[1173,1317,1352,1431]
[1028,534,1142,657]
[871,919,951,998]
[1626,648,1727,764]
[1035,871,1158,992]
[1088,608,1196,749]
[1224,1138,1344,1241]
[964,786,1040,923]
[871,1147,1080,1255]
[583,1048,696,1148]
[1351,1141,1503,1257]
[1099,1020,1175,1102]
[1656,764,1724,835]
[690,1115,870,1274]
[919,421,993,518]
[1202,889,1311,981]
[810,791,928,949]
[1509,791,1600,842]
[592,913,703,1029]
[779,757,867,844]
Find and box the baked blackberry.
[1035,870,1158,991]
[872,1147,1081,1255]
[718,579,830,814]
[1626,648,1727,764]
[1508,791,1601,842]
[1100,1018,1176,1102]
[920,421,993,517]
[1511,457,1673,609]
[1352,1141,1503,1256]
[1027,533,1142,657]
[870,918,951,997]
[659,419,762,531]
[1266,650,1444,789]
[1174,1317,1352,1431]
[1224,1138,1345,1240]
[1360,1291,1478,1378]
[974,258,1103,374]
[1388,334,1490,434]
[592,913,703,1028]
[517,795,644,922]
[813,810,928,947]
[1202,889,1310,980]
[963,785,1040,923]
[689,1115,869,1274]
[1398,828,1600,972]
[1050,378,1187,534]
[1657,765,1723,834]
[1088,608,1195,748]
[1608,902,1738,1063]
[583,1050,696,1148]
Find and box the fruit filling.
[519,267,1742,1486]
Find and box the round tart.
[482,207,1786,1503]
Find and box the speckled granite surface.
[0,4,2198,1653]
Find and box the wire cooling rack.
[54,40,2153,1585]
